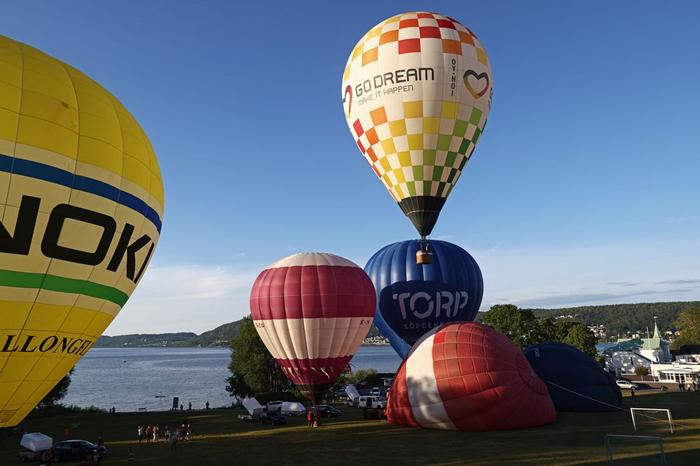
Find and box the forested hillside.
[476,301,698,337]
[96,301,700,347]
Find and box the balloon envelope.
[342,12,492,236]
[387,322,556,431]
[524,342,623,412]
[365,239,483,358]
[249,253,375,403]
[0,35,164,426]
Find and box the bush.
[634,366,650,377]
[31,404,107,418]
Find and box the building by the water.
[604,317,699,384]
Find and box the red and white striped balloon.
[250,253,376,403]
[387,322,556,431]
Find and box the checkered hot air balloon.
[249,253,376,404]
[387,322,556,431]
[342,12,492,238]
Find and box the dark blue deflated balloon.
[524,342,622,412]
[364,240,483,358]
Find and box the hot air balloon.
[365,239,482,358]
[249,253,375,404]
[0,35,164,427]
[387,322,556,431]
[342,12,492,261]
[524,342,622,412]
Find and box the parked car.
[52,440,104,462]
[358,395,386,409]
[316,404,342,418]
[370,387,382,397]
[260,412,287,426]
[616,380,639,389]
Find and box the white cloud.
[105,265,257,335]
[104,235,700,336]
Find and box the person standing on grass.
[206,401,210,410]
[307,408,314,427]
[137,425,143,443]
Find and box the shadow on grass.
[1,392,699,466]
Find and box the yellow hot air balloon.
[342,12,492,248]
[0,35,164,426]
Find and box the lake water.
[62,346,402,412]
[63,343,611,412]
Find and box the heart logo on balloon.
[342,85,353,115]
[463,70,490,99]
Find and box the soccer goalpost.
[630,408,675,434]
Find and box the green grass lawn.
[2,390,699,465]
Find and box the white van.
[357,395,386,409]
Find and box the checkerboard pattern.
[351,100,486,202]
[343,12,489,82]
[342,12,492,203]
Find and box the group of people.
[136,420,193,451]
[136,425,161,443]
[306,408,321,428]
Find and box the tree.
[552,320,579,341]
[634,366,650,377]
[560,323,598,359]
[226,316,292,397]
[37,369,73,409]
[346,368,377,385]
[482,304,599,359]
[481,304,543,348]
[672,306,700,349]
[328,368,377,399]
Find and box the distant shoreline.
[91,343,391,349]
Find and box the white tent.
[277,401,306,416]
[345,384,360,403]
[20,433,52,452]
[242,397,264,416]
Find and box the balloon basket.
[416,249,433,265]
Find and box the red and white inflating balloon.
[387,322,556,431]
[250,253,376,403]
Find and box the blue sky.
[4,1,700,333]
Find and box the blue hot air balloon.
[365,240,483,358]
[524,342,622,412]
